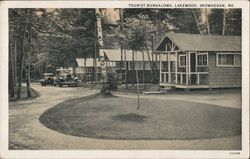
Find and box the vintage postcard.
[0,0,249,159]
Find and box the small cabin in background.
[71,58,102,82]
[154,33,241,89]
[100,49,160,83]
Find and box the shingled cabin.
[72,58,101,82]
[100,49,160,83]
[154,33,241,89]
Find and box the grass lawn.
[39,95,241,140]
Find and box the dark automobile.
[40,73,54,86]
[54,68,78,87]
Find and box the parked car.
[40,73,54,86]
[54,68,78,87]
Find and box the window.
[217,53,241,67]
[179,55,186,67]
[129,62,135,70]
[137,62,142,70]
[115,61,125,68]
[115,62,120,68]
[86,67,92,74]
[197,53,208,66]
[145,62,151,70]
[162,62,168,71]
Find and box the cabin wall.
[116,70,159,83]
[208,52,241,87]
[74,66,102,82]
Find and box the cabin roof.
[155,33,241,52]
[100,49,153,61]
[76,58,101,67]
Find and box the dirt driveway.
[9,84,241,150]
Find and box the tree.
[9,9,29,98]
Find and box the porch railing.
[161,72,209,85]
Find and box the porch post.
[188,51,191,85]
[186,52,189,85]
[159,52,162,83]
[168,52,171,83]
[175,51,178,84]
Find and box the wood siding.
[208,52,241,87]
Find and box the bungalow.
[71,58,101,82]
[100,49,163,83]
[154,33,241,89]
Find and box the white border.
[0,1,249,159]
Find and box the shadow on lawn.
[111,113,148,123]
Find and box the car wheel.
[59,84,62,87]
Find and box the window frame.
[196,52,209,67]
[216,52,241,67]
[137,62,143,70]
[129,62,135,70]
[179,54,186,67]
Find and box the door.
[190,53,196,84]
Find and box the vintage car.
[54,68,78,87]
[40,73,54,86]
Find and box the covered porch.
[157,51,209,89]
[154,33,209,89]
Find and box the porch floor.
[160,83,210,89]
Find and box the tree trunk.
[17,35,26,98]
[26,24,32,98]
[146,49,153,83]
[142,50,145,89]
[9,41,15,97]
[124,49,128,89]
[119,8,124,85]
[17,45,25,99]
[222,9,227,35]
[26,65,32,97]
[17,11,28,98]
[14,40,17,86]
[192,9,203,34]
[120,45,123,83]
[205,9,211,35]
[94,42,98,85]
[135,51,140,110]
